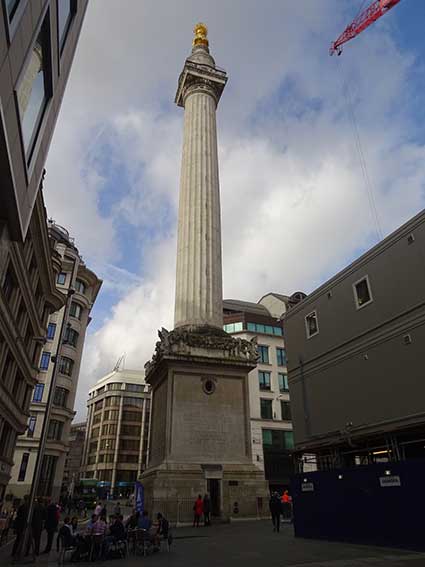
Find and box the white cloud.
[43,1,425,419]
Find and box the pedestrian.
[42,499,59,554]
[203,494,211,526]
[113,501,121,516]
[94,501,102,517]
[193,494,203,528]
[11,495,29,557]
[269,492,281,533]
[281,490,293,523]
[29,498,45,556]
[78,499,86,519]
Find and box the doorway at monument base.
[142,462,269,524]
[142,326,270,523]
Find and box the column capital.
[175,59,227,108]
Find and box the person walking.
[269,492,281,532]
[193,494,203,528]
[281,490,293,523]
[11,496,29,557]
[113,501,121,516]
[94,501,102,517]
[42,499,59,554]
[29,498,45,555]
[203,494,211,526]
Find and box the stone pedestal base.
[141,461,269,524]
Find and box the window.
[58,0,75,51]
[305,311,319,338]
[276,347,287,366]
[353,276,373,309]
[69,302,82,319]
[247,322,283,336]
[18,453,30,482]
[125,384,144,393]
[89,441,98,453]
[40,351,50,370]
[59,356,74,376]
[92,427,100,438]
[5,0,20,22]
[262,429,294,450]
[122,411,142,422]
[93,414,101,425]
[122,397,143,407]
[278,373,289,393]
[47,420,63,441]
[105,396,120,407]
[75,279,86,294]
[94,400,103,411]
[281,401,292,421]
[258,345,269,364]
[223,322,243,333]
[33,383,44,402]
[27,416,37,438]
[64,327,79,347]
[119,439,140,451]
[3,264,17,302]
[99,439,115,451]
[260,399,273,420]
[120,424,141,436]
[17,17,52,160]
[107,382,122,391]
[53,387,68,408]
[47,323,56,340]
[258,371,271,391]
[104,410,119,421]
[57,272,66,285]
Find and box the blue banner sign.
[135,481,144,513]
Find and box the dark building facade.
[0,0,88,503]
[285,209,425,548]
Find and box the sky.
[44,0,425,419]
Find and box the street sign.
[379,475,401,487]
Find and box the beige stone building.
[63,421,86,489]
[223,294,295,490]
[0,0,88,504]
[8,223,102,500]
[82,369,151,498]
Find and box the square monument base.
[141,460,269,524]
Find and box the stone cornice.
[175,61,227,108]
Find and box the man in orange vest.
[281,490,292,523]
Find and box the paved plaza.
[2,519,425,567]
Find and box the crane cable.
[336,56,383,241]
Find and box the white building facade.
[82,369,150,498]
[8,223,102,501]
[223,293,295,491]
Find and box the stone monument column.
[174,23,227,329]
[142,24,268,524]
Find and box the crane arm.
[330,0,401,55]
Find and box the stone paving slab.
[3,520,425,566]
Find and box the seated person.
[85,514,98,534]
[137,510,152,531]
[57,517,74,550]
[154,513,169,549]
[110,515,126,541]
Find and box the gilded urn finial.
[193,22,208,46]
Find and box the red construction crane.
[330,0,402,55]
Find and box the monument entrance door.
[208,478,221,517]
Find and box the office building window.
[258,345,269,364]
[125,384,144,393]
[59,356,74,376]
[18,453,30,482]
[58,0,75,51]
[223,322,243,333]
[260,399,273,420]
[47,323,56,340]
[17,17,52,159]
[75,278,86,294]
[353,276,373,309]
[281,401,292,421]
[258,371,271,391]
[105,396,120,407]
[33,383,44,402]
[262,429,294,450]
[278,373,289,392]
[305,311,319,338]
[123,397,143,407]
[64,327,79,347]
[247,322,283,336]
[69,302,82,319]
[276,348,286,366]
[39,351,50,370]
[27,415,37,437]
[57,272,66,285]
[107,382,122,391]
[53,387,68,408]
[47,420,63,441]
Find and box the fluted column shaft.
[174,87,222,328]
